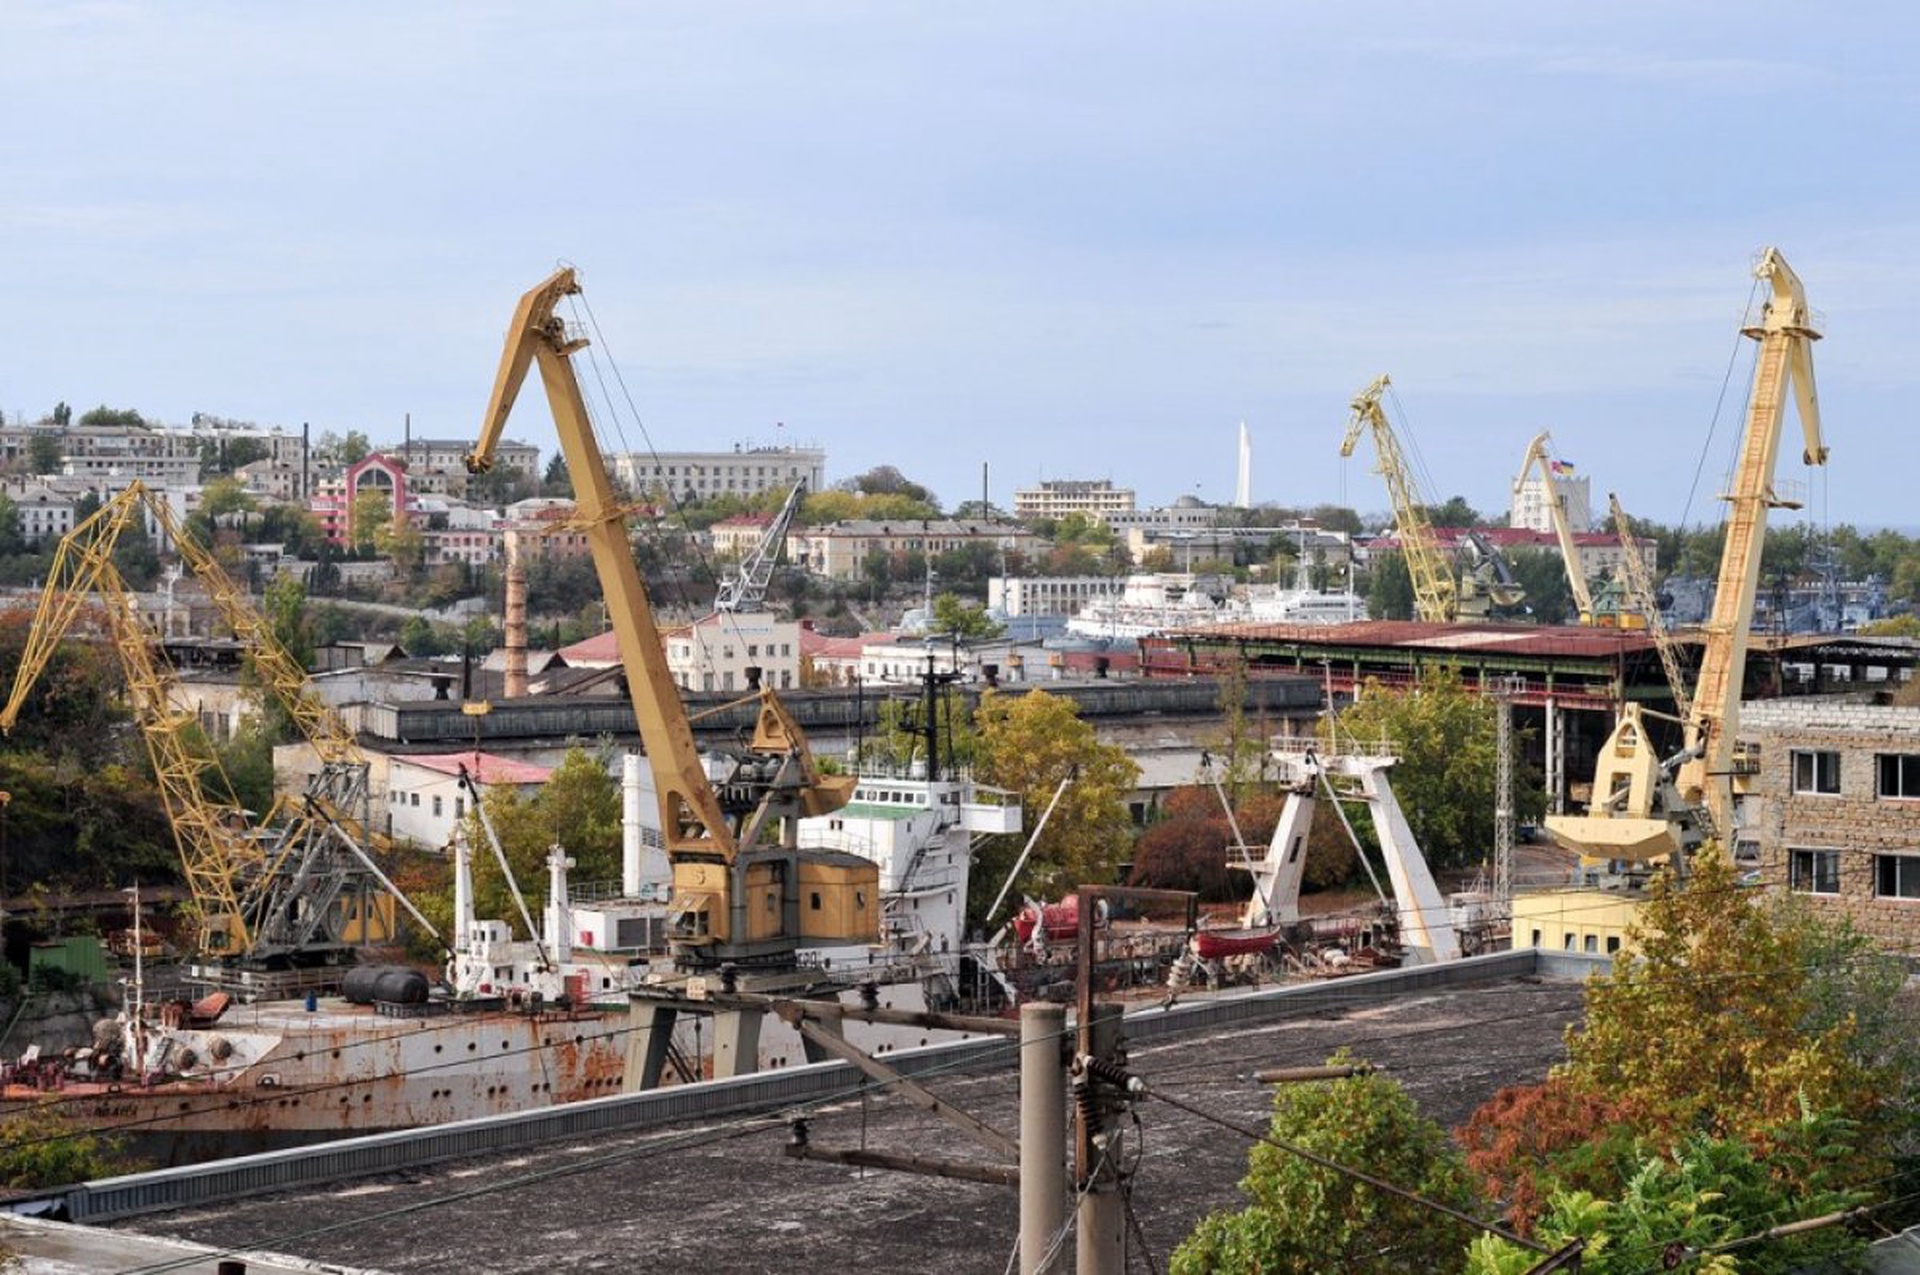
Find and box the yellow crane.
[1516,432,1598,625]
[1340,375,1461,622]
[1547,248,1827,867]
[1609,493,1690,721]
[0,483,410,961]
[467,267,872,969]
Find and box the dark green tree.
[77,405,146,428]
[27,432,63,476]
[1365,553,1415,620]
[1173,1055,1486,1275]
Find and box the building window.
[411,793,420,808]
[1875,855,1920,900]
[432,795,443,818]
[1877,754,1920,799]
[1790,750,1841,796]
[1789,849,1840,895]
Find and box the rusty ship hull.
[1,996,629,1167]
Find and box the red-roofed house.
[386,750,552,849]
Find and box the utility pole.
[1020,1001,1068,1275]
[1071,885,1194,1275]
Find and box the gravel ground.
[114,976,1586,1274]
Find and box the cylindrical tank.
[372,968,430,1005]
[341,966,386,1005]
[343,965,431,1005]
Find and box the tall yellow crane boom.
[1679,247,1827,827]
[1340,375,1460,623]
[1547,248,1827,867]
[468,268,866,967]
[0,483,408,961]
[0,493,262,952]
[1517,432,1596,624]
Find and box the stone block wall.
[1738,701,1920,947]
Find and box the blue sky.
[4,2,1915,528]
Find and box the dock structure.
[1140,621,1920,813]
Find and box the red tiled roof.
[558,630,621,665]
[401,751,552,786]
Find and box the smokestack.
[301,421,310,501]
[504,529,528,698]
[1235,421,1252,508]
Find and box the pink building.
[311,452,413,545]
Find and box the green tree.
[1365,552,1415,620]
[1505,548,1572,624]
[930,593,1001,638]
[76,405,145,428]
[542,451,570,493]
[1328,669,1540,872]
[0,495,23,557]
[1173,1056,1486,1275]
[1428,495,1481,528]
[48,401,72,427]
[26,432,63,476]
[109,510,161,590]
[0,1106,134,1187]
[338,430,372,464]
[349,488,391,552]
[838,464,937,507]
[969,690,1138,921]
[1463,854,1906,1244]
[1465,1122,1869,1275]
[438,748,624,934]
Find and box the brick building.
[1739,700,1920,947]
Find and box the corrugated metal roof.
[1166,619,1665,659]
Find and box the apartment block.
[1012,479,1137,522]
[1737,699,1920,947]
[610,444,824,502]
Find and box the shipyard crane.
[0,484,418,963]
[1609,493,1692,722]
[467,267,871,969]
[714,479,805,614]
[1339,375,1462,622]
[1516,432,1598,625]
[1547,248,1827,868]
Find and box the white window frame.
[1876,753,1920,800]
[1790,749,1842,796]
[1874,853,1920,901]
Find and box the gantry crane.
[1546,248,1827,868]
[1516,432,1598,625]
[715,479,805,614]
[467,267,871,969]
[0,483,417,963]
[1340,375,1462,622]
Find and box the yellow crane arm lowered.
[1340,375,1459,623]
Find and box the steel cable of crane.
[1678,274,1762,535]
[570,285,729,624]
